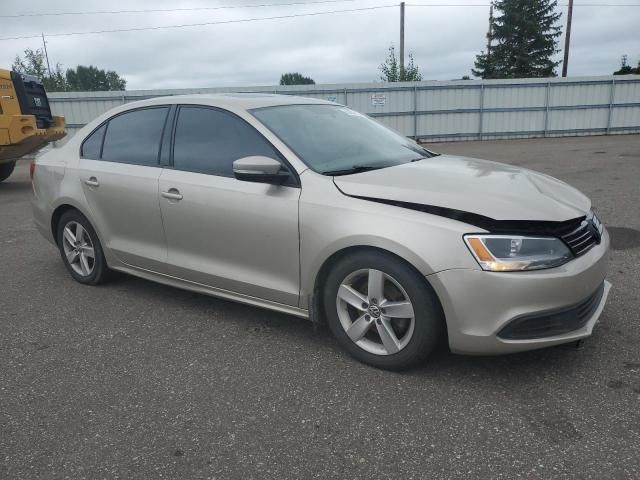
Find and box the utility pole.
[400,2,405,79]
[486,2,494,62]
[485,1,494,78]
[41,33,52,77]
[562,0,574,77]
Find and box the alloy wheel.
[61,221,95,277]
[335,268,415,356]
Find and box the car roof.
[123,93,336,111]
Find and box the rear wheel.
[0,161,16,182]
[56,210,111,285]
[323,250,445,370]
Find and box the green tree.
[12,48,126,92]
[379,45,423,82]
[65,65,126,91]
[12,48,67,91]
[279,72,315,85]
[473,0,562,79]
[614,55,640,75]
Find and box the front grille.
[498,282,605,340]
[559,216,601,257]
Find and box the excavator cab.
[0,69,65,182]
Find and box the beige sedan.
[31,94,610,370]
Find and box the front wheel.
[323,250,445,371]
[0,161,16,182]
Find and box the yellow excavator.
[0,69,66,182]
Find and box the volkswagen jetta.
[31,94,611,370]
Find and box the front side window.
[101,107,169,166]
[251,104,435,175]
[172,106,281,177]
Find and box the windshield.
[251,104,435,175]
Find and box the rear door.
[158,105,300,306]
[78,106,170,272]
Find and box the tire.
[0,161,16,183]
[56,209,111,285]
[323,250,445,371]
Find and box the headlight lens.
[464,235,573,271]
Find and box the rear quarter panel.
[32,134,101,251]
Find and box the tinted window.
[173,106,280,176]
[101,107,168,166]
[80,124,106,159]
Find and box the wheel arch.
[50,201,101,247]
[309,245,446,335]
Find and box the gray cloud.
[1,0,638,90]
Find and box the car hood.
[333,155,590,222]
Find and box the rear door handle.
[84,177,99,187]
[161,188,183,201]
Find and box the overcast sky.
[1,0,639,90]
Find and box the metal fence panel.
[548,108,610,131]
[417,87,481,111]
[611,106,640,129]
[483,110,546,134]
[484,85,546,109]
[549,82,611,106]
[614,81,640,103]
[48,75,640,142]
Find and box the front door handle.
[84,176,99,187]
[161,188,183,201]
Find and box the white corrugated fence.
[48,75,640,142]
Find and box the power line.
[2,0,637,19]
[408,3,640,6]
[0,5,396,41]
[0,0,360,19]
[2,2,637,42]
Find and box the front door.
[158,106,300,306]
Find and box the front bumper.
[428,230,610,355]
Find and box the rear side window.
[80,124,106,159]
[172,106,280,177]
[101,107,169,166]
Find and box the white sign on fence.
[371,93,386,106]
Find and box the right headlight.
[464,235,573,272]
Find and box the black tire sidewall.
[323,250,444,371]
[56,210,108,285]
[0,161,16,182]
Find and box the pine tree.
[473,0,562,79]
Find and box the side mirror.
[233,156,290,185]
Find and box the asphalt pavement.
[1,134,639,479]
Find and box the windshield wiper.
[322,165,385,176]
[410,151,441,162]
